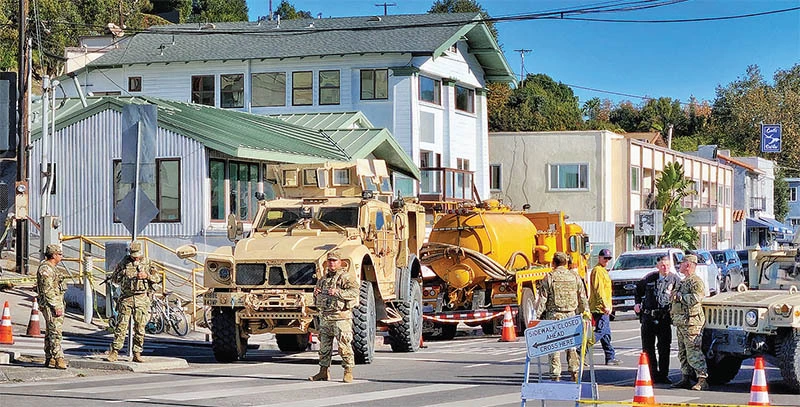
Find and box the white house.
[61,13,515,200]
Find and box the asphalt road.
[1,313,799,407]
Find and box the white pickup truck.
[609,248,718,314]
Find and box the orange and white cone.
[0,301,14,345]
[499,306,518,342]
[633,352,655,405]
[25,297,43,337]
[749,357,770,406]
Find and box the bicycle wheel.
[167,305,190,337]
[147,300,166,334]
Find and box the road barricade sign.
[524,315,583,358]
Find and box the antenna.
[513,49,532,83]
[374,2,396,16]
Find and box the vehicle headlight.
[745,309,759,327]
[207,261,232,283]
[218,267,231,280]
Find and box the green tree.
[609,101,642,133]
[655,162,699,250]
[489,73,582,131]
[275,0,311,20]
[775,167,789,222]
[428,0,498,41]
[188,0,248,22]
[639,97,687,135]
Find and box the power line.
[513,49,532,83]
[549,6,800,23]
[374,3,396,16]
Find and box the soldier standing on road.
[536,252,589,382]
[670,254,708,391]
[107,241,161,363]
[589,249,621,366]
[635,255,680,384]
[309,250,360,383]
[37,244,67,369]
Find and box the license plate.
[624,299,635,306]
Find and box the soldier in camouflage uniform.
[670,254,708,391]
[37,244,67,369]
[536,252,589,382]
[309,250,360,383]
[107,241,161,363]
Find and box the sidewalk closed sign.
[524,315,583,358]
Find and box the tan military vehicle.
[179,160,426,363]
[701,249,800,392]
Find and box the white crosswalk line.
[57,374,291,393]
[425,392,522,407]
[151,379,344,401]
[258,383,478,407]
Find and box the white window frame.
[630,166,640,194]
[548,163,589,191]
[791,186,798,202]
[489,164,502,191]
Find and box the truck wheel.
[388,280,423,352]
[352,281,376,364]
[481,320,497,336]
[210,307,247,362]
[517,287,536,333]
[777,330,800,392]
[706,355,743,384]
[276,334,309,353]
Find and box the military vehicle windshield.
[611,253,666,271]
[318,207,359,227]
[758,254,800,289]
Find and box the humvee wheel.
[777,330,800,392]
[210,307,247,362]
[517,287,536,333]
[388,280,423,352]
[706,355,743,385]
[276,334,310,353]
[353,281,376,364]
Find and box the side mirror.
[176,244,198,259]
[226,213,244,241]
[255,191,266,201]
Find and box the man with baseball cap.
[37,244,67,369]
[589,249,620,366]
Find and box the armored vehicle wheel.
[388,280,423,352]
[706,355,743,384]
[777,330,800,392]
[423,322,457,340]
[210,307,247,362]
[353,281,376,364]
[517,287,536,333]
[276,334,310,353]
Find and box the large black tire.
[777,330,800,393]
[210,307,247,363]
[481,320,497,336]
[423,322,457,340]
[517,287,536,334]
[706,355,743,385]
[388,280,423,352]
[352,281,377,364]
[276,334,310,353]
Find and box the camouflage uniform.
[36,244,66,366]
[537,255,589,380]
[110,242,161,356]
[670,262,707,382]
[314,264,359,369]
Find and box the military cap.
[129,241,143,257]
[45,244,63,255]
[327,250,342,260]
[683,254,698,264]
[553,251,570,264]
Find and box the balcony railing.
[419,167,479,203]
[750,197,766,211]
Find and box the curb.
[69,355,189,372]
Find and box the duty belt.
[642,308,669,317]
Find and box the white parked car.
[691,249,721,296]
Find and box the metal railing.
[419,167,480,203]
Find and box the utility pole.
[17,0,30,274]
[374,2,396,16]
[513,49,532,83]
[268,0,273,20]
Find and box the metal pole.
[16,0,30,275]
[83,252,93,324]
[39,76,49,224]
[191,267,197,332]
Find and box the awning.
[746,217,792,234]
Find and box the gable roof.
[272,112,374,130]
[89,13,515,83]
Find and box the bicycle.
[146,292,189,337]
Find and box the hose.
[420,242,514,280]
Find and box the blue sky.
[245,1,800,107]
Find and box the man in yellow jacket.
[589,249,620,365]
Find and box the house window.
[455,85,474,113]
[191,75,214,106]
[113,158,181,222]
[230,161,260,221]
[360,69,388,100]
[791,218,800,227]
[252,72,286,107]
[92,91,122,96]
[457,158,470,170]
[631,166,640,193]
[292,71,313,106]
[128,77,142,92]
[549,164,588,190]
[319,70,340,105]
[419,76,441,105]
[489,164,502,191]
[210,159,226,220]
[420,150,440,168]
[791,187,798,202]
[220,74,244,108]
[420,150,442,194]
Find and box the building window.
[292,71,313,106]
[191,75,214,106]
[220,74,244,108]
[360,69,388,100]
[319,70,340,105]
[631,166,640,193]
[489,164,502,191]
[791,187,798,202]
[725,186,731,207]
[209,159,226,220]
[455,85,474,113]
[457,158,470,170]
[128,77,142,92]
[113,158,181,222]
[230,161,260,221]
[549,164,588,190]
[419,76,441,105]
[791,218,800,227]
[92,91,122,96]
[252,72,286,107]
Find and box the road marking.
[152,379,345,401]
[501,356,527,363]
[465,363,490,368]
[57,374,292,393]
[109,399,149,403]
[425,392,522,407]
[259,383,478,407]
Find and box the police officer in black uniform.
[634,255,680,384]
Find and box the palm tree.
[655,162,699,250]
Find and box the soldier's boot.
[43,357,52,368]
[308,366,330,381]
[671,376,692,389]
[691,377,709,391]
[132,352,145,363]
[570,372,579,382]
[106,350,118,362]
[53,358,68,370]
[343,367,353,383]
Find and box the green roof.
[89,13,515,83]
[271,112,374,130]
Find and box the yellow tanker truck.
[419,200,589,339]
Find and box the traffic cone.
[0,301,14,345]
[499,306,518,342]
[25,297,43,337]
[633,352,656,405]
[749,357,770,406]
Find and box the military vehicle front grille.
[707,307,744,327]
[286,263,317,285]
[236,264,266,285]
